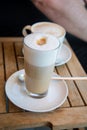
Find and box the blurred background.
[0,0,50,36]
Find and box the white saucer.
[55,44,72,66]
[5,69,68,112]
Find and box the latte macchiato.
[24,33,60,98]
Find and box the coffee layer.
[25,61,54,94]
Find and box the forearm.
[60,8,87,42]
[32,0,87,42]
[76,12,87,42]
[49,2,87,42]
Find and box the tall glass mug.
[24,33,60,98]
[22,22,66,58]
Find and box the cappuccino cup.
[22,22,66,59]
[24,33,60,98]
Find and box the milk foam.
[32,22,65,37]
[24,33,59,51]
[24,33,60,66]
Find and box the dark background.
[0,0,50,36]
[0,0,87,72]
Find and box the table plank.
[0,42,6,113]
[3,41,23,112]
[56,64,84,107]
[3,42,17,79]
[0,37,23,42]
[65,40,87,105]
[15,41,24,70]
[0,107,87,129]
[14,41,23,56]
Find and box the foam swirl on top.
[24,33,59,51]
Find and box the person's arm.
[32,0,87,42]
